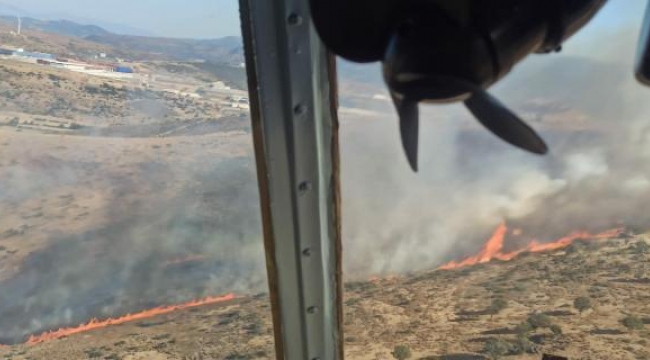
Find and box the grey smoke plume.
[0,62,262,342]
[0,149,264,343]
[339,12,650,276]
[3,1,650,343]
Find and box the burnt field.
[1,233,648,360]
[75,115,251,138]
[0,127,264,344]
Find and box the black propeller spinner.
[309,0,609,172]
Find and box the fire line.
[7,224,624,346]
[24,293,237,345]
[439,222,624,270]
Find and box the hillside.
[0,56,256,346]
[0,16,243,64]
[0,59,246,133]
[1,11,649,360]
[85,34,244,64]
[0,20,115,58]
[0,235,647,359]
[0,16,110,38]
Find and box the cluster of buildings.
[0,47,135,78]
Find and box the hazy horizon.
[0,0,639,42]
[0,0,241,39]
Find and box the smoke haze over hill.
[339,22,650,275]
[2,0,650,346]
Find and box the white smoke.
[338,2,650,276]
[564,152,608,182]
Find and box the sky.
[561,0,644,59]
[0,0,241,38]
[0,0,643,41]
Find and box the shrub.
[550,324,563,335]
[513,282,528,292]
[484,338,511,359]
[573,296,592,314]
[391,345,412,360]
[84,348,103,358]
[514,333,537,354]
[566,240,587,254]
[515,321,533,335]
[527,313,552,329]
[632,241,650,254]
[489,298,508,315]
[622,315,644,330]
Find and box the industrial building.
[0,46,135,78]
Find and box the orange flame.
[25,293,236,345]
[439,222,509,270]
[439,223,623,270]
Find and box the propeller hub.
[309,0,608,172]
[382,4,496,102]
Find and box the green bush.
[550,324,563,335]
[484,338,511,360]
[622,315,644,330]
[514,333,537,354]
[84,348,103,358]
[489,298,508,315]
[515,321,533,335]
[573,296,592,313]
[391,345,411,360]
[513,282,528,292]
[631,241,650,254]
[527,313,552,329]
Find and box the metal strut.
[239,0,343,359]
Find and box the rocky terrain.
[1,13,649,360]
[0,59,249,137]
[0,52,259,346]
[0,17,243,65]
[0,235,647,360]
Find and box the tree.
[515,321,533,335]
[550,324,563,337]
[527,313,552,330]
[484,338,510,360]
[573,296,592,314]
[391,345,412,360]
[632,241,650,254]
[489,298,508,316]
[547,326,564,347]
[622,315,644,331]
[514,333,537,355]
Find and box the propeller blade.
[636,1,650,85]
[464,89,548,154]
[391,93,419,172]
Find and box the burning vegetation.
[439,223,625,270]
[2,230,646,359]
[3,5,650,358]
[25,294,236,345]
[0,221,630,347]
